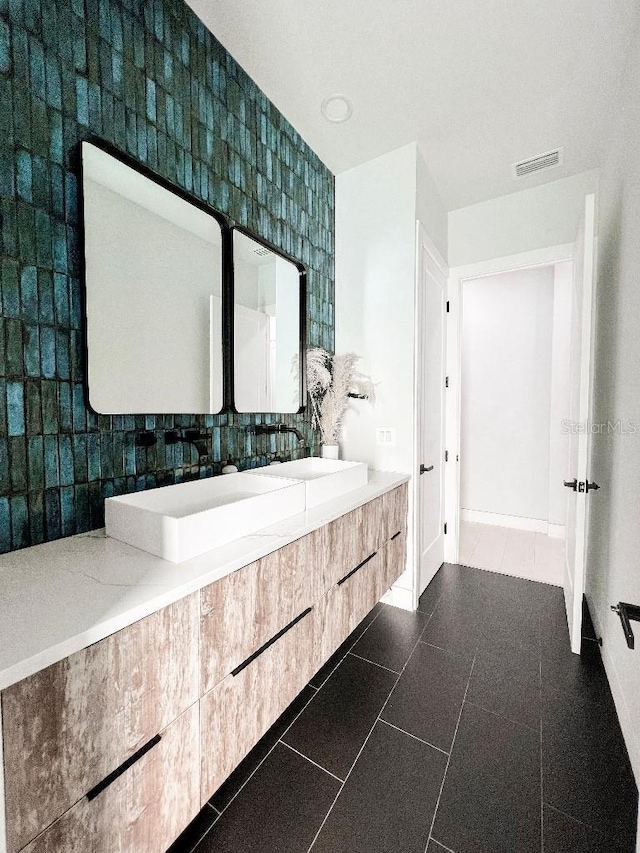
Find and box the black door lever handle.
[586,481,600,492]
[563,479,577,491]
[420,464,434,474]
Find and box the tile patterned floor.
[459,521,565,586]
[169,564,638,853]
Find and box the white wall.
[585,20,640,794]
[336,143,418,475]
[416,146,448,262]
[460,267,554,521]
[335,142,447,596]
[449,170,598,267]
[547,262,573,527]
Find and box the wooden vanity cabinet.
[198,483,409,801]
[199,525,326,695]
[21,704,200,853]
[1,482,408,853]
[200,606,318,803]
[2,594,199,853]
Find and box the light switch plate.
[376,427,396,446]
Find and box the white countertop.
[0,470,409,691]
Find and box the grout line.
[204,682,320,831]
[464,699,541,733]
[348,652,400,674]
[540,657,544,853]
[429,838,457,853]
[379,718,449,755]
[306,607,437,852]
[418,638,476,660]
[279,740,345,783]
[542,801,625,842]
[182,803,222,853]
[205,605,388,838]
[424,649,477,853]
[310,607,384,690]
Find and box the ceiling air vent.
[512,148,564,179]
[253,246,271,257]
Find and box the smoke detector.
[512,148,564,179]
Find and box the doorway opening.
[458,260,572,586]
[445,195,597,653]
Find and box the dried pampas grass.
[305,348,374,444]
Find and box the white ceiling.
[187,0,639,210]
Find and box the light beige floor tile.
[459,521,483,565]
[458,522,563,587]
[465,523,508,571]
[501,528,536,576]
[533,533,565,586]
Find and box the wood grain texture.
[2,594,199,853]
[200,607,318,804]
[318,550,387,665]
[382,528,408,593]
[324,496,384,590]
[382,483,409,542]
[200,526,326,694]
[22,704,200,853]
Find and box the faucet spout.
[165,429,211,463]
[253,424,306,447]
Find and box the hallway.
[170,563,637,853]
[459,521,565,586]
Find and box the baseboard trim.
[381,585,413,611]
[588,600,640,795]
[548,523,565,540]
[461,509,548,533]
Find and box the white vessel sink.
[105,473,306,563]
[248,457,368,509]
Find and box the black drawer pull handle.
[232,607,313,677]
[337,552,376,587]
[391,531,401,540]
[87,734,162,801]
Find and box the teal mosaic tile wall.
[0,0,335,552]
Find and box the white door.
[564,193,597,654]
[416,224,447,595]
[235,305,271,411]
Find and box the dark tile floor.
[169,563,638,853]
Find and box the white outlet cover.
[376,427,396,446]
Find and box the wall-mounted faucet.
[165,429,210,463]
[252,424,306,447]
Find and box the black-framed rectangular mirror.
[81,140,229,415]
[231,228,306,414]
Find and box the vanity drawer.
[324,495,384,589]
[383,527,408,591]
[200,526,325,694]
[319,548,387,664]
[2,594,199,853]
[21,703,200,853]
[200,604,318,803]
[382,483,409,544]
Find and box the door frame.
[445,243,574,565]
[411,222,448,608]
[414,222,448,602]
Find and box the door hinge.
[445,376,449,388]
[444,522,447,535]
[446,300,450,313]
[445,450,449,462]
